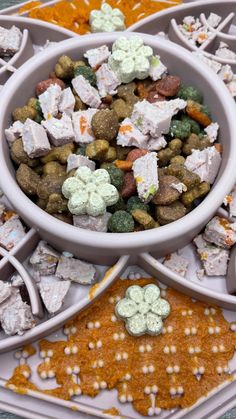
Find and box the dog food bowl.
[0,32,235,265]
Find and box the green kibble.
[106,166,124,190]
[169,120,191,140]
[108,196,126,213]
[181,115,200,135]
[127,196,150,214]
[74,65,97,86]
[201,104,211,118]
[177,85,203,103]
[108,210,134,233]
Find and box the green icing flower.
[62,166,119,217]
[115,284,170,336]
[89,3,126,33]
[108,36,154,83]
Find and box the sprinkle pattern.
[7,278,236,417]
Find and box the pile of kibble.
[6,38,220,233]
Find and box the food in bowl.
[5,36,222,234]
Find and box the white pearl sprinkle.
[185,328,190,336]
[93,382,99,390]
[188,310,193,315]
[152,385,158,394]
[64,347,71,355]
[40,371,47,379]
[224,366,229,373]
[47,350,53,357]
[127,394,133,402]
[215,326,221,333]
[173,365,180,373]
[66,367,72,375]
[177,386,184,395]
[161,290,166,297]
[142,366,149,374]
[212,346,218,353]
[116,353,122,361]
[100,381,107,389]
[125,373,131,380]
[23,371,30,378]
[139,345,145,353]
[22,350,29,359]
[15,351,22,360]
[98,360,104,367]
[111,315,117,322]
[64,327,70,335]
[71,326,77,334]
[167,326,173,333]
[204,308,210,316]
[48,370,55,378]
[170,345,176,353]
[217,366,223,374]
[195,347,201,353]
[219,344,225,352]
[120,333,125,340]
[182,310,187,316]
[68,388,75,396]
[119,395,126,403]
[230,322,236,332]
[123,352,128,360]
[163,346,170,354]
[191,327,197,335]
[71,346,78,354]
[149,365,155,373]
[75,387,81,395]
[170,387,177,396]
[88,342,94,349]
[113,333,119,341]
[96,340,102,349]
[95,321,100,328]
[188,347,194,354]
[109,297,114,303]
[211,308,216,314]
[144,386,151,394]
[208,327,214,334]
[146,344,152,352]
[199,366,205,374]
[166,366,173,374]
[162,327,166,335]
[40,350,46,358]
[73,366,80,374]
[87,322,93,329]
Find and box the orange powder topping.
[6,277,236,417]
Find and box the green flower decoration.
[90,3,126,33]
[108,36,154,83]
[62,166,119,217]
[115,284,170,336]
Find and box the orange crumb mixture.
[7,277,236,416]
[19,0,182,35]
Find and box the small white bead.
[109,297,114,303]
[68,388,74,396]
[191,327,197,335]
[146,344,152,352]
[22,350,29,359]
[74,387,81,395]
[113,333,119,341]
[217,366,223,374]
[48,370,55,378]
[208,327,214,334]
[170,387,176,396]
[167,326,173,333]
[119,395,126,403]
[212,346,218,353]
[40,350,46,358]
[120,333,125,340]
[127,394,133,401]
[177,386,184,395]
[135,273,141,279]
[155,407,162,415]
[87,322,94,329]
[116,353,122,361]
[125,373,131,380]
[211,308,216,314]
[185,328,190,336]
[73,366,80,374]
[123,352,128,360]
[93,382,99,390]
[189,347,194,354]
[100,381,107,389]
[219,344,225,352]
[223,366,229,373]
[66,367,72,375]
[47,350,53,357]
[149,365,155,373]
[64,327,70,335]
[195,347,201,353]
[23,371,30,378]
[148,407,154,416]
[96,340,102,348]
[193,367,198,375]
[182,310,187,316]
[199,366,205,374]
[139,345,145,353]
[152,385,158,394]
[142,366,149,374]
[171,345,176,353]
[173,365,180,373]
[163,346,170,354]
[111,315,117,322]
[162,327,166,335]
[161,290,166,297]
[64,347,71,355]
[95,321,101,329]
[166,366,173,374]
[144,386,151,394]
[98,360,104,367]
[71,326,77,334]
[230,322,236,332]
[215,326,221,333]
[88,342,94,349]
[188,310,193,315]
[204,308,210,315]
[72,346,78,354]
[40,371,47,379]
[15,351,22,360]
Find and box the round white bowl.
[0,32,235,265]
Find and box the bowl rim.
[0,32,236,252]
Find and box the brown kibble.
[111,99,132,120]
[166,164,200,189]
[131,209,155,230]
[170,155,185,165]
[181,182,210,206]
[117,82,139,105]
[147,91,165,103]
[11,139,38,167]
[186,101,212,127]
[12,106,37,123]
[183,133,211,156]
[155,201,187,225]
[91,109,119,141]
[74,94,87,111]
[115,160,133,171]
[36,198,47,209]
[37,174,66,200]
[102,95,113,105]
[115,145,132,160]
[126,149,148,162]
[45,193,68,214]
[104,147,117,162]
[121,172,136,198]
[152,175,181,205]
[35,78,65,96]
[155,75,181,97]
[86,139,109,161]
[16,164,40,196]
[42,161,66,176]
[40,143,75,164]
[136,80,156,99]
[53,213,73,224]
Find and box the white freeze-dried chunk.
[204,122,219,143]
[39,277,70,314]
[22,118,51,158]
[39,84,62,119]
[229,187,236,217]
[170,182,187,193]
[67,154,95,173]
[73,212,111,232]
[153,98,187,115]
[194,234,229,276]
[227,75,236,97]
[192,52,222,74]
[96,63,120,97]
[42,113,74,146]
[149,55,167,81]
[0,215,25,250]
[58,87,75,115]
[218,65,234,83]
[131,100,171,137]
[184,146,221,184]
[117,118,149,148]
[72,109,98,144]
[146,136,167,151]
[132,152,158,203]
[55,256,97,284]
[207,13,221,28]
[0,281,11,304]
[203,216,236,249]
[215,42,236,60]
[72,75,101,108]
[29,240,60,275]
[84,45,111,69]
[1,302,35,335]
[163,252,189,277]
[0,25,22,56]
[5,121,24,144]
